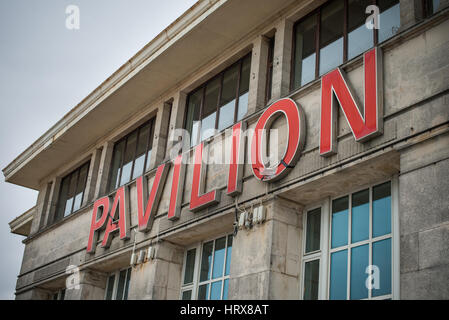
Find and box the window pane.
[372,238,392,297]
[223,279,229,300]
[350,244,369,300]
[237,91,248,122]
[348,0,374,60]
[212,237,226,279]
[186,89,202,147]
[237,56,251,120]
[64,172,78,217]
[225,235,232,276]
[200,112,216,141]
[197,284,209,300]
[218,100,235,131]
[182,290,192,300]
[123,268,131,300]
[293,14,317,88]
[330,249,348,300]
[184,248,196,285]
[351,189,369,243]
[109,140,125,191]
[332,196,349,248]
[200,241,214,281]
[120,132,137,186]
[115,269,127,300]
[73,163,89,212]
[303,259,320,300]
[221,64,239,107]
[378,0,400,43]
[105,275,115,300]
[57,176,70,220]
[145,148,153,172]
[239,56,251,95]
[305,208,321,253]
[373,182,391,237]
[210,281,222,300]
[132,124,150,180]
[319,0,344,75]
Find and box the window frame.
[107,118,155,193]
[290,0,400,91]
[180,233,233,300]
[184,53,252,147]
[55,160,91,222]
[104,267,132,300]
[300,177,399,300]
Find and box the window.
[185,55,251,147]
[423,0,445,17]
[180,234,233,300]
[55,161,90,221]
[265,36,275,103]
[105,267,132,300]
[52,289,65,300]
[292,0,400,90]
[108,119,155,192]
[301,181,395,300]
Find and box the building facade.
[4,0,449,300]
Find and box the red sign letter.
[167,154,186,220]
[320,47,383,156]
[101,186,130,248]
[136,163,170,232]
[227,121,246,196]
[190,142,221,212]
[251,98,305,182]
[87,196,110,253]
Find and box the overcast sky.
[0,0,197,300]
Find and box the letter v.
[136,163,170,232]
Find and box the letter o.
[251,98,306,182]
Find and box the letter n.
[320,47,383,156]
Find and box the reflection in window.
[293,14,317,87]
[108,119,155,192]
[329,182,392,300]
[292,0,400,90]
[105,268,131,300]
[55,161,90,222]
[185,54,251,147]
[181,235,233,300]
[319,0,344,76]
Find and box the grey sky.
[0,0,197,299]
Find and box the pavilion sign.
[86,47,383,253]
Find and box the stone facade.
[6,0,449,300]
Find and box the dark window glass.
[293,14,317,88]
[186,89,202,147]
[237,55,251,121]
[265,37,275,103]
[184,248,196,285]
[56,161,90,221]
[182,290,192,300]
[185,54,251,146]
[424,0,444,17]
[108,119,155,192]
[201,77,220,140]
[115,269,127,300]
[304,260,320,300]
[197,284,209,300]
[200,241,214,282]
[105,275,115,300]
[305,208,321,253]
